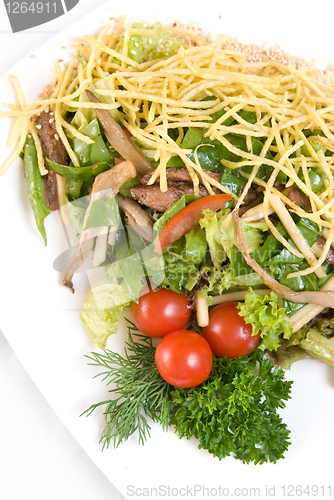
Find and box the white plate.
[1,2,334,499]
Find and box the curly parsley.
[83,323,293,464]
[170,351,292,464]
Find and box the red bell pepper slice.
[154,193,232,252]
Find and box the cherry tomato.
[155,330,213,388]
[131,288,191,338]
[202,302,260,359]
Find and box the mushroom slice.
[233,210,334,309]
[117,194,154,242]
[86,90,151,176]
[63,160,137,292]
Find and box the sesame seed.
[49,118,54,124]
[54,134,59,141]
[36,124,42,129]
[148,38,153,45]
[131,49,137,55]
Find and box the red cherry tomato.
[202,302,260,359]
[131,288,191,338]
[155,330,213,388]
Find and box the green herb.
[82,323,172,448]
[83,323,292,464]
[170,350,293,464]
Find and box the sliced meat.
[288,186,312,213]
[134,167,283,213]
[131,182,213,212]
[36,111,69,211]
[273,180,285,191]
[316,236,334,268]
[133,167,223,211]
[141,167,223,186]
[239,181,283,213]
[240,186,259,207]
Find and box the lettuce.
[218,215,267,258]
[199,209,227,268]
[199,208,268,267]
[298,327,334,365]
[70,82,122,132]
[117,23,185,64]
[237,289,292,351]
[204,264,234,296]
[80,281,133,349]
[274,326,334,367]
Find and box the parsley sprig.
[83,323,293,463]
[170,351,293,464]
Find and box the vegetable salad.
[2,17,334,464]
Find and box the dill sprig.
[81,321,171,449]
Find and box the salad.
[1,16,334,464]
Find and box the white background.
[0,3,125,499]
[1,2,334,500]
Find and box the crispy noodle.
[2,16,334,307]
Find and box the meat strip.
[131,167,223,211]
[141,167,223,186]
[133,167,284,213]
[239,181,284,215]
[36,111,69,211]
[131,182,215,212]
[288,186,312,213]
[316,236,334,268]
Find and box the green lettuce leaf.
[117,23,185,64]
[199,208,268,266]
[199,209,226,268]
[299,327,334,365]
[84,197,121,230]
[80,281,133,349]
[237,290,293,351]
[274,325,334,367]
